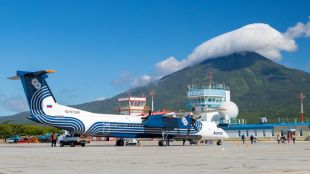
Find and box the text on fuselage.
[65,110,80,114]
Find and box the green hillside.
[1,52,310,124]
[0,112,35,124]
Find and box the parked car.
[59,135,87,147]
[124,138,139,146]
[5,136,22,143]
[5,138,15,143]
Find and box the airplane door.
[103,122,110,134]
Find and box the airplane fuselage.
[29,96,228,140]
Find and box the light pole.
[299,92,306,123]
[149,90,156,112]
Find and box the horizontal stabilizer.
[8,75,20,80]
[8,70,56,80]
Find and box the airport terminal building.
[221,122,310,141]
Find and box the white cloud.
[285,17,310,39]
[96,97,106,101]
[112,72,152,89]
[131,74,152,87]
[154,56,184,78]
[155,23,296,77]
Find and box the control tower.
[187,73,238,123]
[118,97,146,116]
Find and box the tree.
[0,124,14,139]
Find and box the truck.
[59,135,87,147]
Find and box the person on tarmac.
[241,134,246,144]
[51,132,57,147]
[250,135,254,144]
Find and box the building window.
[271,130,274,137]
[238,131,241,137]
[263,130,266,137]
[254,130,257,136]
[300,129,303,136]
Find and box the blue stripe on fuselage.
[84,121,202,138]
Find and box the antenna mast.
[299,92,306,123]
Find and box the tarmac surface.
[0,141,310,174]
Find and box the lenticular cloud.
[155,23,297,77]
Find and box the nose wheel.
[158,129,171,146]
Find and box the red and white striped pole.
[299,92,305,123]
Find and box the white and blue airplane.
[10,70,228,146]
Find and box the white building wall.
[225,129,274,138]
[225,90,230,102]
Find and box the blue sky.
[0,0,310,116]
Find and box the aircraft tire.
[116,140,124,146]
[158,140,165,146]
[216,140,222,146]
[158,140,169,146]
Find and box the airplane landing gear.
[216,140,222,146]
[158,140,170,146]
[158,129,171,146]
[116,139,125,146]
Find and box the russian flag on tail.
[47,105,53,108]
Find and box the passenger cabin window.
[271,130,274,137]
[238,131,241,137]
[246,130,249,137]
[254,130,257,136]
[300,129,303,136]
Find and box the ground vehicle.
[59,135,87,147]
[124,138,139,146]
[5,138,15,143]
[5,136,22,143]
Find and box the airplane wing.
[163,112,188,118]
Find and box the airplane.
[9,70,228,146]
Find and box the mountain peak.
[200,52,273,71]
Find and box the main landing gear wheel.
[158,140,170,146]
[216,140,222,146]
[116,139,125,146]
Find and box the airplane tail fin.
[9,70,57,113]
